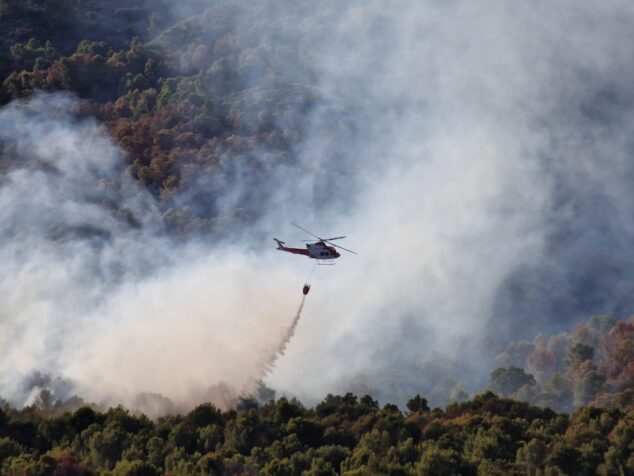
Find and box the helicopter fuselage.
[274,239,340,260]
[305,241,341,259]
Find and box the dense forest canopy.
[1,2,634,473]
[0,392,632,475]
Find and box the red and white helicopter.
[274,223,357,264]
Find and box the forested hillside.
[0,0,319,236]
[0,392,632,475]
[491,315,634,414]
[1,2,634,474]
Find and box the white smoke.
[0,94,305,414]
[263,0,634,403]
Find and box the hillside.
[1,3,634,474]
[491,315,634,414]
[0,0,321,237]
[0,392,632,475]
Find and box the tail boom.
[274,238,311,257]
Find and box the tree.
[566,343,595,365]
[546,443,582,474]
[516,438,547,476]
[489,367,536,396]
[315,445,351,472]
[89,422,129,471]
[273,397,303,424]
[0,438,22,466]
[198,424,224,453]
[597,446,626,476]
[286,417,323,448]
[197,451,225,475]
[112,459,159,476]
[145,436,166,468]
[406,395,429,414]
[574,371,606,406]
[416,443,475,476]
[224,409,267,455]
[304,457,337,476]
[344,429,391,471]
[465,427,513,463]
[70,406,98,434]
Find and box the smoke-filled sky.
[0,95,309,413]
[2,0,634,412]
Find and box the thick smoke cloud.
[2,0,634,412]
[259,0,634,404]
[0,94,305,415]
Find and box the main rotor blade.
[291,222,322,240]
[327,241,358,255]
[302,236,345,242]
[292,223,355,252]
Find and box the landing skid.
[317,260,336,265]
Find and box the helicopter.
[274,223,357,264]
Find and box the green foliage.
[489,367,537,397]
[0,437,22,466]
[89,421,129,470]
[415,442,475,476]
[574,371,607,407]
[567,343,595,365]
[0,393,629,475]
[407,395,430,414]
[9,39,58,72]
[516,438,547,476]
[112,458,159,476]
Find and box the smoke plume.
[0,94,306,414]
